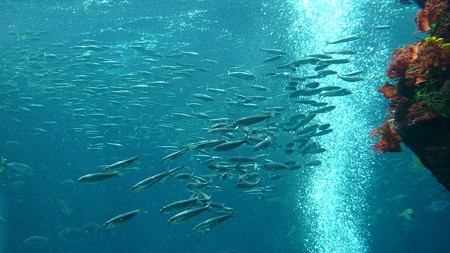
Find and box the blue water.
[1,0,449,252]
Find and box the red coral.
[371,120,402,153]
[425,0,448,25]
[405,40,443,85]
[378,82,398,100]
[414,0,448,34]
[387,43,419,79]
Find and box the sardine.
[192,213,234,232]
[103,155,139,172]
[168,204,211,224]
[160,147,190,163]
[77,172,119,183]
[102,207,145,229]
[326,35,360,45]
[227,70,256,80]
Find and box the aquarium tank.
[0,0,449,253]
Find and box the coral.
[415,9,432,33]
[371,119,402,153]
[387,44,419,79]
[405,38,444,85]
[374,0,450,191]
[378,82,398,100]
[415,0,449,34]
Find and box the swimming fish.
[192,213,234,232]
[326,35,360,45]
[102,207,145,229]
[103,155,139,172]
[77,172,119,183]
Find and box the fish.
[340,70,364,76]
[309,105,336,114]
[319,58,351,64]
[426,200,450,212]
[320,89,352,97]
[369,25,392,30]
[399,208,414,220]
[263,55,283,63]
[160,146,190,163]
[263,162,289,170]
[259,48,287,55]
[103,155,139,172]
[305,160,322,167]
[304,82,321,88]
[337,75,364,82]
[227,70,256,80]
[192,93,214,101]
[102,207,145,229]
[77,172,119,183]
[6,162,34,176]
[130,166,184,193]
[297,124,319,136]
[208,127,237,134]
[129,171,171,192]
[168,203,212,224]
[326,35,360,45]
[235,178,261,190]
[323,50,357,55]
[247,84,269,91]
[310,128,334,137]
[252,136,273,151]
[316,69,337,77]
[233,111,274,127]
[194,139,227,149]
[213,136,249,152]
[290,88,322,98]
[192,213,234,232]
[160,198,202,214]
[241,185,276,196]
[290,57,321,66]
[23,236,49,248]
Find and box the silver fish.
[320,89,352,97]
[102,207,145,229]
[160,147,190,163]
[192,93,214,101]
[338,75,364,82]
[160,198,201,214]
[129,171,170,192]
[192,213,234,232]
[77,172,119,183]
[233,111,273,126]
[263,55,283,63]
[168,204,211,224]
[252,136,272,151]
[213,137,248,152]
[194,139,227,149]
[227,70,256,80]
[103,155,139,172]
[259,48,287,55]
[326,35,360,45]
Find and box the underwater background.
[1,0,449,252]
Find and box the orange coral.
[371,120,402,153]
[405,40,443,85]
[378,82,398,100]
[414,0,448,34]
[415,9,431,33]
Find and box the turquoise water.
[1,1,449,253]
